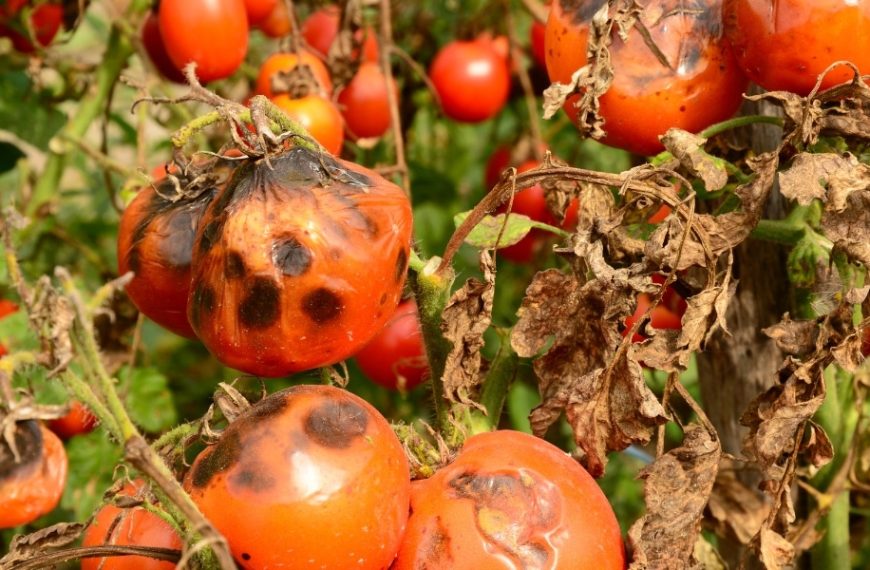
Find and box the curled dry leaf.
[822,188,870,268]
[757,528,796,570]
[0,522,86,568]
[627,425,721,569]
[778,152,869,208]
[660,129,728,192]
[706,462,770,545]
[763,317,819,357]
[801,420,834,469]
[27,276,75,372]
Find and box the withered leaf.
[822,189,870,267]
[746,90,823,146]
[779,153,870,207]
[628,425,721,570]
[801,421,834,469]
[757,529,796,570]
[0,522,86,567]
[706,463,770,544]
[763,317,819,357]
[660,129,727,192]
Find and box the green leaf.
[122,366,178,433]
[453,211,565,250]
[62,429,122,521]
[0,71,65,150]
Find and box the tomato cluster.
[0,0,63,53]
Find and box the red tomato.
[484,146,512,188]
[48,401,98,440]
[337,61,395,139]
[648,203,672,223]
[186,385,410,568]
[724,0,870,95]
[355,299,429,390]
[430,37,511,123]
[158,0,249,83]
[82,479,183,570]
[256,0,292,38]
[0,421,67,529]
[394,430,625,569]
[271,94,345,155]
[141,12,185,83]
[651,273,688,317]
[623,293,683,343]
[243,0,277,25]
[0,299,15,357]
[546,0,748,156]
[302,5,379,62]
[0,2,62,53]
[255,50,333,98]
[530,18,547,68]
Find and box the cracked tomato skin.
[0,421,68,529]
[546,0,748,156]
[724,0,870,95]
[186,384,411,569]
[187,147,412,377]
[393,430,625,570]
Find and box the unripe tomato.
[430,37,511,123]
[187,384,410,569]
[82,479,183,570]
[302,5,379,62]
[255,50,333,98]
[724,0,870,95]
[158,0,249,83]
[0,421,68,529]
[271,94,345,154]
[141,12,185,83]
[546,0,748,156]
[256,0,292,38]
[355,299,429,390]
[243,0,277,26]
[48,401,97,440]
[394,430,625,569]
[187,147,412,377]
[337,61,395,139]
[622,293,683,343]
[0,2,62,53]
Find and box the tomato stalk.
[474,327,519,431]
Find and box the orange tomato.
[271,94,345,154]
[255,50,333,98]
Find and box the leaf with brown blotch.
[440,251,495,404]
[757,528,796,570]
[660,129,728,192]
[0,522,86,567]
[822,189,870,268]
[746,90,823,147]
[706,462,770,545]
[801,421,834,469]
[763,317,819,357]
[779,153,869,208]
[628,425,721,569]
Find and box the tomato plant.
[302,5,379,62]
[0,2,62,53]
[623,292,683,343]
[243,0,277,26]
[47,401,97,440]
[394,430,625,569]
[140,11,185,83]
[186,384,410,569]
[255,50,333,98]
[337,61,395,139]
[271,94,345,154]
[255,0,292,38]
[355,299,429,390]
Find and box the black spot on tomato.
[564,0,607,25]
[126,248,141,274]
[190,282,216,327]
[304,400,368,449]
[301,288,343,324]
[191,430,241,489]
[230,465,275,492]
[247,391,289,422]
[272,236,312,277]
[379,293,387,305]
[225,251,247,279]
[238,277,281,329]
[679,105,687,112]
[0,420,42,481]
[241,553,252,561]
[395,248,408,283]
[198,219,224,254]
[419,516,453,568]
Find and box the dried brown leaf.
[822,188,870,267]
[757,528,796,570]
[706,464,770,544]
[763,317,819,357]
[779,153,870,207]
[1,522,86,567]
[801,421,834,469]
[660,129,727,192]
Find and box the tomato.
[724,0,870,95]
[47,401,97,440]
[158,0,249,83]
[0,421,67,529]
[256,0,292,38]
[271,94,345,154]
[622,292,683,343]
[648,203,672,224]
[546,0,748,156]
[82,479,183,570]
[530,18,547,68]
[0,2,62,53]
[187,147,412,377]
[337,61,395,139]
[255,50,333,98]
[243,0,277,26]
[302,5,379,62]
[651,273,688,317]
[187,384,410,568]
[141,11,185,83]
[430,37,511,123]
[355,299,429,390]
[394,430,625,569]
[0,299,15,357]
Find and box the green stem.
[476,328,518,431]
[698,114,785,139]
[751,219,806,245]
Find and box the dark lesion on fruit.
[395,248,408,283]
[417,516,453,569]
[189,282,216,327]
[303,400,368,449]
[229,463,276,493]
[238,277,282,329]
[564,0,608,25]
[272,236,312,277]
[190,430,242,489]
[301,287,343,324]
[198,217,226,255]
[247,391,290,422]
[224,250,247,279]
[0,420,43,481]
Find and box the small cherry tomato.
[0,421,68,529]
[256,0,292,38]
[48,401,98,440]
[158,0,249,83]
[355,299,429,390]
[141,11,185,83]
[243,0,277,26]
[0,2,62,53]
[0,299,15,357]
[648,204,672,224]
[302,5,379,62]
[651,273,688,317]
[430,37,511,123]
[82,479,183,570]
[393,430,626,569]
[530,18,547,68]
[271,93,345,154]
[337,61,395,139]
[622,293,683,343]
[186,384,410,568]
[255,50,333,98]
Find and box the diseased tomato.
[271,94,345,154]
[0,421,68,529]
[48,401,97,440]
[622,292,683,343]
[186,384,410,569]
[355,299,429,390]
[158,0,249,83]
[187,147,412,377]
[337,61,395,139]
[393,430,625,569]
[724,0,870,95]
[0,2,62,53]
[82,479,183,570]
[430,37,511,123]
[255,50,333,98]
[302,5,379,62]
[546,0,748,155]
[141,11,185,83]
[256,0,292,38]
[243,0,277,25]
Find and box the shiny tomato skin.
[337,61,395,139]
[394,430,625,569]
[0,422,68,529]
[302,5,379,62]
[430,38,511,123]
[546,0,748,156]
[0,3,62,53]
[271,93,344,154]
[82,480,183,570]
[158,0,249,83]
[141,12,185,83]
[256,0,292,37]
[255,50,333,97]
[724,0,870,95]
[243,0,277,25]
[187,384,411,569]
[48,401,97,440]
[355,299,429,390]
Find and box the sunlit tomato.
[0,421,67,529]
[546,0,748,156]
[158,0,248,83]
[622,292,683,343]
[724,0,870,95]
[243,0,277,25]
[530,18,547,68]
[337,62,395,139]
[187,385,410,568]
[256,0,292,38]
[141,12,185,83]
[255,50,333,98]
[82,479,183,570]
[302,5,379,62]
[48,401,98,440]
[271,94,344,154]
[0,2,62,53]
[394,430,625,569]
[430,37,511,123]
[187,147,412,377]
[355,299,429,390]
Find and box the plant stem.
[476,328,518,431]
[698,115,785,139]
[751,219,806,245]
